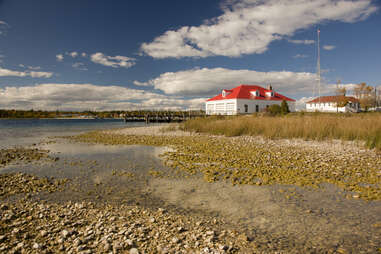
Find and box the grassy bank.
[182,113,381,150]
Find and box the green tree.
[267,104,282,115]
[280,100,290,115]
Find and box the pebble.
[129,248,139,254]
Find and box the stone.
[129,248,139,254]
[103,243,111,252]
[33,243,40,249]
[62,229,70,238]
[171,237,179,244]
[126,239,134,246]
[40,230,48,237]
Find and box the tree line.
[0,109,205,119]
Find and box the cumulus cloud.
[27,66,41,70]
[147,67,320,96]
[68,51,78,58]
[323,45,336,50]
[0,67,53,78]
[56,54,64,62]
[90,53,136,68]
[72,62,88,71]
[133,80,151,87]
[29,71,53,78]
[0,83,205,111]
[293,54,308,58]
[288,39,315,45]
[141,0,377,58]
[294,97,311,111]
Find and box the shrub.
[267,104,282,115]
[281,100,290,114]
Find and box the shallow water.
[0,118,144,148]
[2,140,169,206]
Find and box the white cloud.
[90,53,136,68]
[0,20,9,36]
[146,67,362,102]
[148,67,319,96]
[293,54,308,58]
[68,51,78,58]
[56,54,64,62]
[141,0,377,58]
[323,45,336,50]
[29,71,53,78]
[18,64,41,70]
[0,67,53,78]
[133,80,151,87]
[295,96,313,111]
[0,83,205,111]
[288,39,315,45]
[81,52,87,57]
[72,62,88,71]
[28,66,41,70]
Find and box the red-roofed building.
[306,96,360,112]
[206,84,295,115]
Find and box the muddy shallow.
[1,135,380,253]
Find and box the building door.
[244,104,248,113]
[256,105,259,112]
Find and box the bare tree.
[353,83,375,111]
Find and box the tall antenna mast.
[317,28,321,103]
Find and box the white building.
[206,84,295,115]
[306,96,360,113]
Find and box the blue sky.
[0,0,380,110]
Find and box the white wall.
[306,102,359,113]
[206,99,237,115]
[206,99,295,115]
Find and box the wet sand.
[1,124,380,253]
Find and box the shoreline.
[1,124,380,253]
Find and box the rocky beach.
[1,124,380,253]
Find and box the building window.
[244,104,248,113]
[256,105,259,112]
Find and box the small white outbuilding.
[306,96,360,113]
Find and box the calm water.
[0,118,145,148]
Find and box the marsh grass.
[182,113,381,150]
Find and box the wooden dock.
[123,112,204,124]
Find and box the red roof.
[307,96,359,103]
[207,84,295,102]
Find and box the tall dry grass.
[182,113,381,150]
